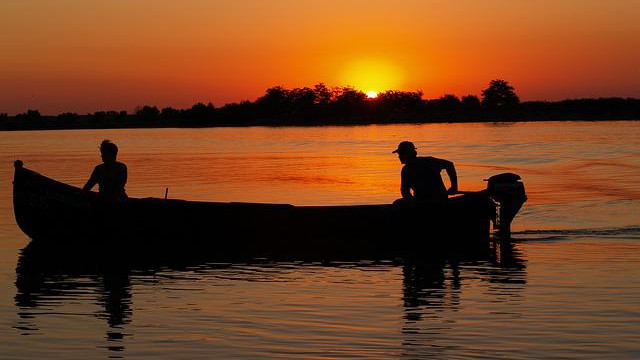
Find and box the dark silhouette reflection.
[402,258,457,323]
[15,237,527,359]
[399,239,527,358]
[99,269,131,356]
[100,269,132,328]
[15,242,132,358]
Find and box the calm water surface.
[1,121,639,359]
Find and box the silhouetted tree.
[481,79,520,108]
[135,106,160,121]
[186,102,216,122]
[88,111,125,125]
[437,94,461,110]
[92,111,107,121]
[378,90,423,105]
[256,86,291,117]
[377,90,424,114]
[218,100,256,124]
[15,109,41,120]
[461,95,481,110]
[520,97,640,120]
[332,87,367,117]
[313,83,333,106]
[288,87,316,117]
[57,112,78,121]
[161,107,180,120]
[334,87,366,105]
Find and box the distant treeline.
[2,80,639,130]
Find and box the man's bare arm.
[444,161,458,194]
[83,168,98,191]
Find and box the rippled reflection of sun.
[366,91,378,98]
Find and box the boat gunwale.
[15,161,480,210]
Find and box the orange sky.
[1,0,639,115]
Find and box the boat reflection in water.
[15,238,526,358]
[400,240,526,358]
[15,242,134,355]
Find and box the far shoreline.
[3,82,639,131]
[1,116,638,132]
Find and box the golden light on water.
[340,59,405,94]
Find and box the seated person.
[392,141,457,203]
[83,140,128,201]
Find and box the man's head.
[100,140,118,163]
[392,141,417,164]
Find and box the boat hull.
[13,161,501,255]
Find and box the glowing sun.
[340,58,405,95]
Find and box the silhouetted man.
[393,141,458,203]
[83,140,128,201]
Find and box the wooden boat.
[12,160,526,255]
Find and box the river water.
[1,121,639,359]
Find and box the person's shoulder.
[422,156,450,164]
[417,156,437,164]
[116,161,127,169]
[418,156,451,168]
[89,163,104,178]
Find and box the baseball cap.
[392,141,416,154]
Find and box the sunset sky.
[1,0,639,115]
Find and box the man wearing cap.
[392,141,458,203]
